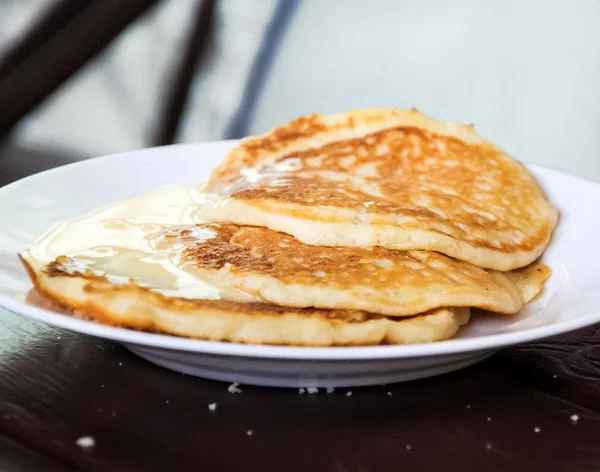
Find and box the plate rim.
[1,141,599,360]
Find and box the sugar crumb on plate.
[570,414,579,424]
[76,436,96,449]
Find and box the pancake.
[17,108,556,347]
[21,256,470,346]
[177,224,550,316]
[179,224,550,316]
[201,108,558,271]
[23,222,550,320]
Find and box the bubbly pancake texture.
[21,256,470,346]
[202,109,558,271]
[178,224,549,315]
[72,221,547,317]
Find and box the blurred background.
[1,0,599,186]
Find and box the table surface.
[1,151,599,472]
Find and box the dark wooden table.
[1,151,599,472]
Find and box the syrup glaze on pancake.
[202,109,558,271]
[21,256,470,346]
[20,185,259,303]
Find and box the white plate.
[0,142,598,388]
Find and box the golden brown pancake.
[23,222,550,320]
[21,256,470,346]
[201,108,558,271]
[17,108,557,348]
[174,223,550,316]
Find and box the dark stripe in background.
[225,0,300,140]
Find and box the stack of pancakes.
[23,109,558,346]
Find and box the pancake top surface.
[203,109,558,270]
[174,223,548,316]
[182,224,506,290]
